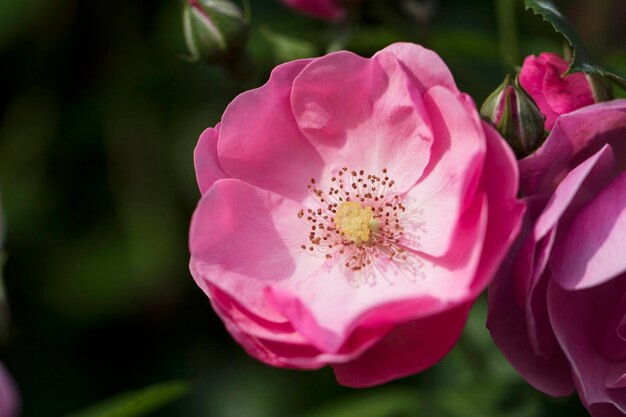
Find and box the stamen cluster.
[298,167,408,272]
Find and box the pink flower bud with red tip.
[481,75,546,158]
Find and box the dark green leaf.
[65,381,190,417]
[260,27,318,64]
[524,0,626,88]
[300,389,420,417]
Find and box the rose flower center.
[333,202,379,246]
[298,167,414,279]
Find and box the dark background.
[1,0,625,415]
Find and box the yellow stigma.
[333,202,379,245]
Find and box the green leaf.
[65,381,190,417]
[260,27,318,64]
[524,0,626,88]
[299,389,420,417]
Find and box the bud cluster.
[182,0,249,66]
[481,75,546,159]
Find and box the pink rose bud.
[190,43,525,387]
[519,52,601,131]
[481,75,546,158]
[182,0,248,66]
[488,99,626,416]
[280,0,353,21]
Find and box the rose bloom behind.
[488,100,626,416]
[519,52,596,131]
[0,362,18,417]
[0,209,19,417]
[190,42,524,387]
[280,0,350,21]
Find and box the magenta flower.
[190,42,524,387]
[0,362,18,417]
[519,52,596,131]
[0,208,18,417]
[488,100,626,416]
[280,0,349,21]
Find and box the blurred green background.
[0,0,625,415]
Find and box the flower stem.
[496,0,520,73]
[326,4,359,53]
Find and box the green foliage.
[525,0,626,88]
[260,27,319,64]
[65,381,190,417]
[300,389,420,417]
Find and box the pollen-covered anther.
[298,168,410,273]
[333,202,378,245]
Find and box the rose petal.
[542,53,594,118]
[519,53,559,130]
[281,0,344,20]
[606,363,626,389]
[519,100,626,196]
[534,144,616,242]
[507,195,549,305]
[209,288,370,370]
[487,191,574,397]
[488,268,575,396]
[332,302,472,387]
[548,275,626,413]
[0,362,19,417]
[265,192,488,352]
[469,122,524,293]
[587,403,626,417]
[218,59,325,201]
[189,178,324,323]
[208,282,304,343]
[291,49,434,194]
[552,170,626,290]
[526,266,559,359]
[402,86,486,257]
[377,43,458,94]
[194,124,226,195]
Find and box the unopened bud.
[183,0,249,66]
[481,75,546,158]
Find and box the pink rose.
[0,362,18,417]
[519,52,596,131]
[190,42,524,387]
[488,100,626,416]
[0,210,18,417]
[280,0,348,21]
